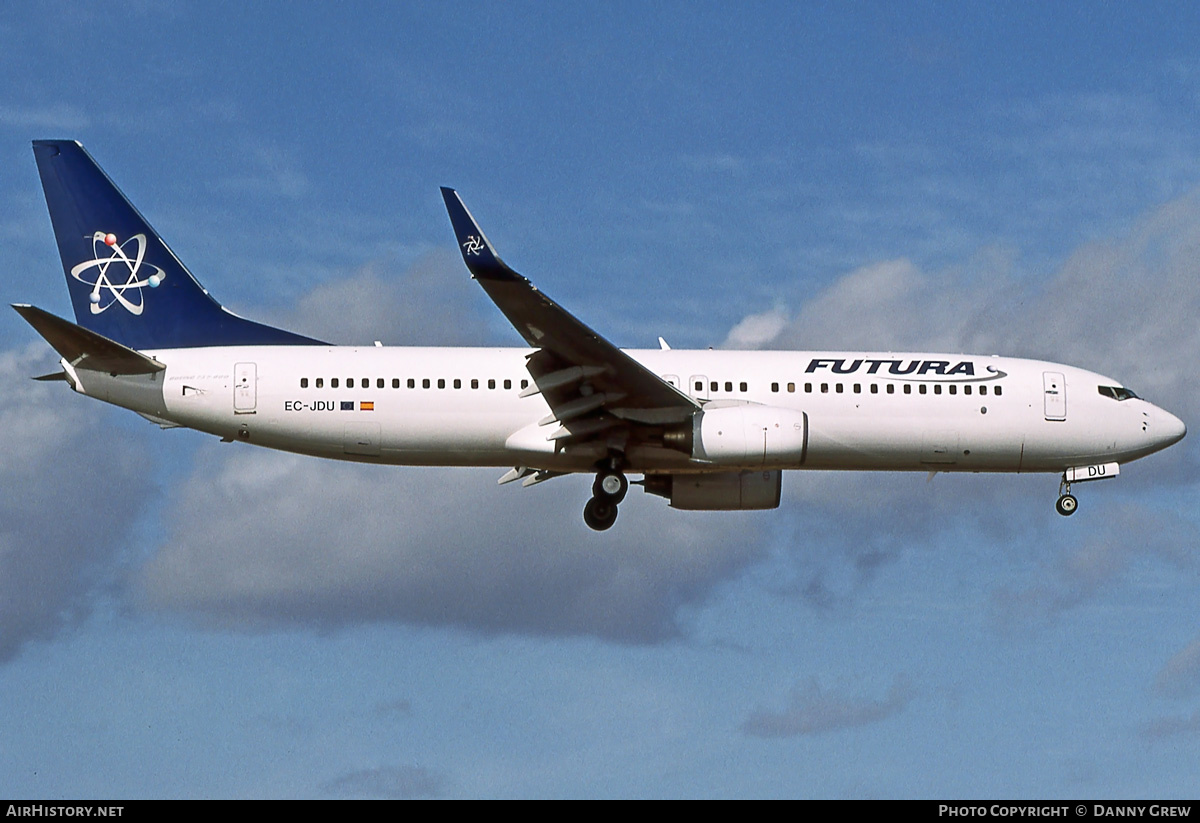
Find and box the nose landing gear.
[1054,462,1119,516]
[1056,475,1077,516]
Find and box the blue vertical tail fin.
[32,140,324,349]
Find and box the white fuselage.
[73,345,1186,476]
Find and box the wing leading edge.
[440,189,698,440]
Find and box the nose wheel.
[1056,475,1078,517]
[584,464,628,531]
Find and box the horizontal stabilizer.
[12,304,164,374]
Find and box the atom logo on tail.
[69,231,166,315]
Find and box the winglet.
[440,187,521,281]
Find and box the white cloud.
[276,251,492,346]
[989,502,1197,632]
[210,143,311,200]
[1141,709,1200,741]
[1154,635,1200,700]
[322,764,445,799]
[0,103,91,131]
[135,449,765,642]
[742,675,914,737]
[732,190,1200,415]
[722,305,789,349]
[0,344,148,661]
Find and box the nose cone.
[1154,407,1187,450]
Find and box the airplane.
[15,140,1187,531]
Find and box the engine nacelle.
[665,404,807,467]
[644,471,782,510]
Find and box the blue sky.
[2,0,1200,798]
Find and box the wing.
[441,188,698,453]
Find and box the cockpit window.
[1098,385,1140,401]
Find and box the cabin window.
[933,384,941,395]
[521,379,529,389]
[788,382,796,393]
[331,378,339,389]
[820,383,828,393]
[771,382,779,392]
[300,378,308,388]
[903,384,911,395]
[740,382,748,392]
[489,379,497,390]
[995,386,1003,396]
[347,378,355,388]
[451,378,460,389]
[870,384,878,394]
[886,384,894,394]
[407,378,415,389]
[805,383,812,393]
[422,378,430,389]
[315,378,324,388]
[979,385,987,396]
[835,383,843,393]
[471,379,479,389]
[504,379,512,390]
[711,381,718,392]
[378,378,385,389]
[964,385,972,395]
[918,384,926,395]
[723,381,732,393]
[694,381,703,391]
[949,384,956,395]
[853,383,861,393]
[438,379,446,389]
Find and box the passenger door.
[234,362,257,414]
[1043,371,1066,421]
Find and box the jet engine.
[663,404,807,466]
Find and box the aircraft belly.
[802,413,1026,471]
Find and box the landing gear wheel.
[584,497,619,531]
[593,470,628,504]
[1056,494,1078,517]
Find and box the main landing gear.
[1056,475,1078,517]
[583,462,628,531]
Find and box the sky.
[2,0,1200,799]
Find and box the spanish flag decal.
[360,401,375,411]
